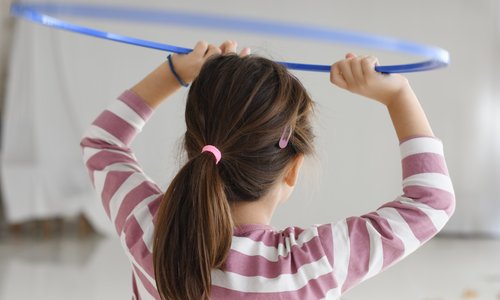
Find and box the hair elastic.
[167,54,189,87]
[202,145,222,164]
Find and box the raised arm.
[316,54,456,297]
[330,53,433,141]
[80,40,248,293]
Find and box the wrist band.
[167,54,189,87]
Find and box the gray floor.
[0,233,499,300]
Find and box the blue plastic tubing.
[10,3,450,73]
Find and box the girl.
[81,40,455,299]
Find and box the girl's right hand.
[330,53,411,106]
[132,40,250,109]
[172,40,251,85]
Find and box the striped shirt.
[81,90,455,299]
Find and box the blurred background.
[0,0,499,299]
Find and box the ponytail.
[153,153,233,300]
[153,54,315,299]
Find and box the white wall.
[2,0,499,235]
[0,0,15,225]
[0,0,14,105]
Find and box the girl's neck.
[230,187,283,227]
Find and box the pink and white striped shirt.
[81,90,455,300]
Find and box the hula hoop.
[10,3,450,73]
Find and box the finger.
[220,40,237,55]
[192,40,209,56]
[205,44,222,57]
[361,56,379,76]
[338,59,355,87]
[345,52,357,59]
[330,63,348,89]
[350,56,365,82]
[239,47,251,57]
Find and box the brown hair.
[153,54,315,299]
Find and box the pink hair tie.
[201,145,222,164]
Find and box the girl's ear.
[284,154,305,187]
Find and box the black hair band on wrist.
[167,54,189,87]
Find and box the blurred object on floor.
[1,233,499,300]
[0,214,95,242]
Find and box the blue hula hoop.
[10,3,450,73]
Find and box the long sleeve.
[80,91,455,299]
[318,136,455,298]
[80,90,161,298]
[209,137,454,300]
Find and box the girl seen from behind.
[81,40,455,299]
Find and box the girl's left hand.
[172,40,251,84]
